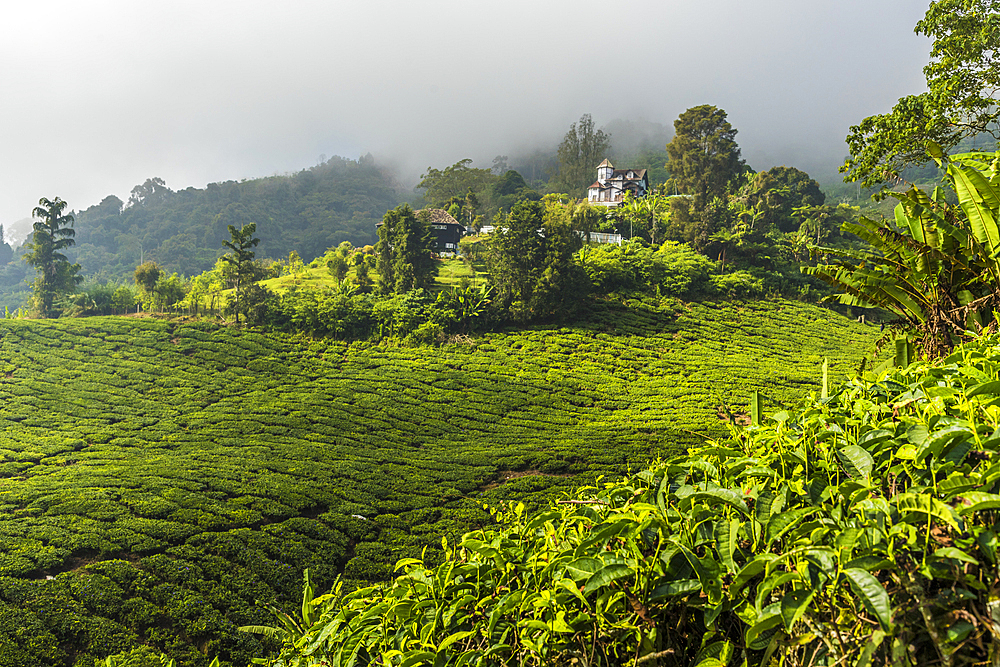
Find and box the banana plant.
[240,569,342,666]
[804,146,1000,357]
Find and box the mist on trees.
[64,155,406,282]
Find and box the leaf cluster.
[806,148,1000,356]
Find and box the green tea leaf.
[715,519,741,573]
[689,488,749,515]
[733,554,778,592]
[957,492,1000,514]
[967,379,1000,398]
[766,507,818,546]
[932,547,978,564]
[563,557,603,582]
[843,568,892,631]
[780,588,816,631]
[838,445,874,480]
[746,602,782,650]
[582,563,634,595]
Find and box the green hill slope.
[0,300,876,665]
[66,156,406,281]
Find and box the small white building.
[587,159,649,207]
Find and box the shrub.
[581,241,714,298]
[709,269,765,299]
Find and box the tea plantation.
[0,300,876,666]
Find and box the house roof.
[416,208,467,231]
[610,168,647,181]
[597,158,614,169]
[376,207,467,230]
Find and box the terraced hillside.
[0,300,877,666]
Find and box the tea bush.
[257,333,1000,666]
[0,301,874,664]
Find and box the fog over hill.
[1,0,931,230]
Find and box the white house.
[587,159,649,207]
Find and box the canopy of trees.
[416,160,542,228]
[486,198,587,319]
[375,205,438,294]
[843,0,1000,188]
[66,155,406,281]
[666,105,745,207]
[552,113,612,197]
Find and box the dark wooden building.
[419,209,467,254]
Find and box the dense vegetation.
[0,300,874,665]
[68,156,405,283]
[259,332,1000,667]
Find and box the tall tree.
[23,197,82,317]
[134,261,164,305]
[222,223,260,325]
[553,114,611,197]
[842,0,1000,189]
[375,205,438,294]
[127,177,172,208]
[663,106,746,250]
[486,199,586,319]
[748,166,825,233]
[666,105,744,207]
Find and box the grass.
[432,258,478,290]
[0,300,879,665]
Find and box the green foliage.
[579,241,714,298]
[66,157,405,284]
[618,192,670,244]
[23,197,83,318]
[376,205,439,294]
[418,160,495,210]
[553,114,612,197]
[0,302,874,664]
[257,332,1000,666]
[843,0,1000,189]
[666,106,745,209]
[134,262,163,295]
[485,200,587,319]
[64,281,139,317]
[806,148,1000,356]
[416,160,540,227]
[708,270,766,299]
[748,166,825,234]
[223,223,271,325]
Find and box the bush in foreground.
[249,334,1000,666]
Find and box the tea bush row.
[258,333,1000,667]
[0,300,874,664]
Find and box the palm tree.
[23,197,82,317]
[804,146,1000,358]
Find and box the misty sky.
[1,0,932,242]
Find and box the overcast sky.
[0,0,931,241]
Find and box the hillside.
[0,300,877,665]
[70,156,407,281]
